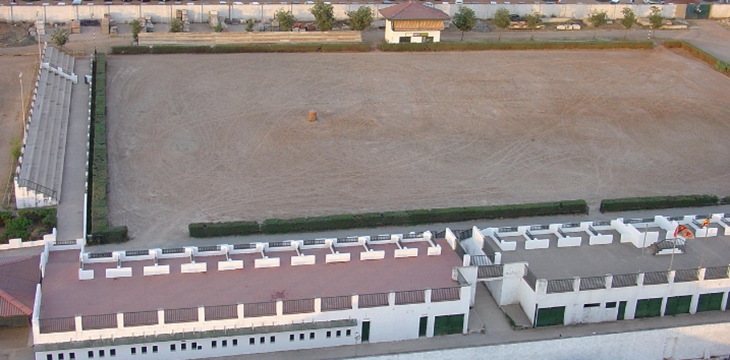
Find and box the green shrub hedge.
[600,194,719,213]
[189,221,260,238]
[379,41,653,52]
[720,196,730,205]
[664,40,730,75]
[0,208,56,242]
[110,43,371,55]
[87,53,128,245]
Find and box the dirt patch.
[0,56,37,209]
[106,49,730,243]
[0,22,36,48]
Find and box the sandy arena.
[106,49,730,243]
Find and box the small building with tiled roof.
[0,254,40,327]
[378,1,450,44]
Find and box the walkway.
[56,58,90,242]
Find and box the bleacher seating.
[16,45,75,205]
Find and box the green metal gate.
[665,295,691,316]
[697,293,724,312]
[536,306,565,327]
[686,4,711,19]
[361,320,370,342]
[635,298,662,318]
[418,317,428,337]
[433,314,464,335]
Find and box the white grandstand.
[14,45,77,209]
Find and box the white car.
[304,0,314,3]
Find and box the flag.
[673,224,694,239]
[701,217,711,228]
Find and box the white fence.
[0,3,690,24]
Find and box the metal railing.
[477,264,503,278]
[303,239,326,246]
[243,301,276,318]
[125,250,149,257]
[161,247,185,254]
[123,310,158,327]
[282,299,314,314]
[321,295,351,311]
[546,278,574,293]
[15,178,58,201]
[370,235,391,241]
[579,276,605,290]
[704,266,730,280]
[233,243,256,250]
[39,317,75,334]
[611,273,639,288]
[88,252,113,259]
[53,239,77,246]
[359,293,389,308]
[403,232,423,239]
[523,266,537,290]
[198,245,221,252]
[204,304,237,321]
[674,268,699,282]
[164,307,198,324]
[394,290,425,305]
[431,287,460,302]
[268,241,290,248]
[643,270,669,285]
[336,237,359,244]
[81,313,117,330]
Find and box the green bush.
[4,217,33,240]
[110,46,151,55]
[665,40,730,75]
[88,53,129,245]
[260,200,588,234]
[600,194,719,213]
[720,196,730,205]
[379,41,653,52]
[189,221,260,238]
[151,45,212,54]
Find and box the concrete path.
[56,58,90,242]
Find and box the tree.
[245,18,255,32]
[587,10,607,40]
[346,6,374,31]
[452,6,477,41]
[129,19,143,43]
[620,7,636,39]
[523,12,542,40]
[170,18,184,33]
[212,20,224,33]
[51,28,69,50]
[310,0,336,31]
[649,6,663,31]
[493,8,510,42]
[276,9,296,31]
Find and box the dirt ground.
[106,49,730,243]
[0,56,37,209]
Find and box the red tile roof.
[0,255,39,317]
[379,1,450,20]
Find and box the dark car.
[510,14,520,21]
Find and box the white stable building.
[379,2,450,44]
[33,232,471,360]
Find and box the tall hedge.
[87,53,128,245]
[189,221,260,238]
[110,43,371,55]
[379,41,653,52]
[665,40,730,75]
[600,194,719,213]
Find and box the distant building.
[379,2,450,44]
[0,254,39,328]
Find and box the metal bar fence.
[523,266,537,290]
[303,239,326,246]
[123,310,159,327]
[430,287,461,302]
[394,290,425,305]
[39,317,76,333]
[674,268,699,282]
[611,273,639,288]
[704,266,730,280]
[283,299,315,314]
[243,302,276,317]
[161,248,185,254]
[198,245,220,252]
[81,313,117,330]
[164,307,199,324]
[643,270,669,285]
[579,276,605,290]
[125,250,149,257]
[233,243,256,250]
[321,295,351,311]
[478,264,503,278]
[359,293,389,308]
[88,252,113,258]
[204,304,238,321]
[546,278,574,293]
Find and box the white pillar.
[237,303,244,319]
[425,289,432,304]
[198,306,205,323]
[605,274,613,289]
[158,309,165,325]
[690,294,699,315]
[314,298,321,313]
[117,313,124,329]
[276,300,283,317]
[660,297,668,317]
[722,292,728,312]
[388,292,396,307]
[74,314,82,334]
[351,294,359,310]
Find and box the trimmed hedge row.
[188,200,588,237]
[665,40,730,75]
[0,207,56,241]
[379,41,653,52]
[722,196,730,205]
[87,53,128,245]
[110,43,371,55]
[189,221,260,238]
[600,194,719,213]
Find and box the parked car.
[510,14,520,21]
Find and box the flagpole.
[669,236,678,271]
[641,223,648,257]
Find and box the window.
[249,338,255,345]
[336,330,341,338]
[299,333,304,341]
[181,343,187,351]
[346,329,351,337]
[584,303,600,308]
[399,36,411,43]
[270,336,275,344]
[89,350,95,358]
[606,302,617,308]
[170,344,176,352]
[131,348,136,355]
[109,349,115,357]
[326,331,331,339]
[290,334,295,342]
[212,340,217,348]
[46,355,52,360]
[141,347,147,355]
[152,346,157,353]
[309,332,315,340]
[59,355,64,360]
[191,343,197,351]
[259,336,265,344]
[222,340,227,347]
[232,339,238,346]
[98,350,104,358]
[70,353,75,360]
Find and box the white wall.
[1,3,682,24]
[710,4,730,18]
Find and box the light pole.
[19,72,25,129]
[37,11,42,65]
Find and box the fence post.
[158,309,165,325]
[276,300,283,317]
[573,277,580,293]
[637,272,645,286]
[668,270,676,284]
[425,289,432,304]
[198,306,205,323]
[698,268,707,282]
[117,313,124,329]
[75,314,82,334]
[238,303,244,319]
[605,274,613,289]
[388,291,396,307]
[314,298,321,313]
[351,294,359,310]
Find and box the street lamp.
[19,72,25,130]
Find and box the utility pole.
[19,72,25,129]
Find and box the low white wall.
[589,234,613,245]
[181,262,207,273]
[428,246,442,256]
[710,4,730,18]
[326,252,350,263]
[78,268,94,280]
[143,264,170,276]
[360,250,385,261]
[218,260,244,271]
[394,248,418,258]
[106,267,132,278]
[254,257,280,268]
[524,239,549,250]
[290,255,315,266]
[557,236,581,247]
